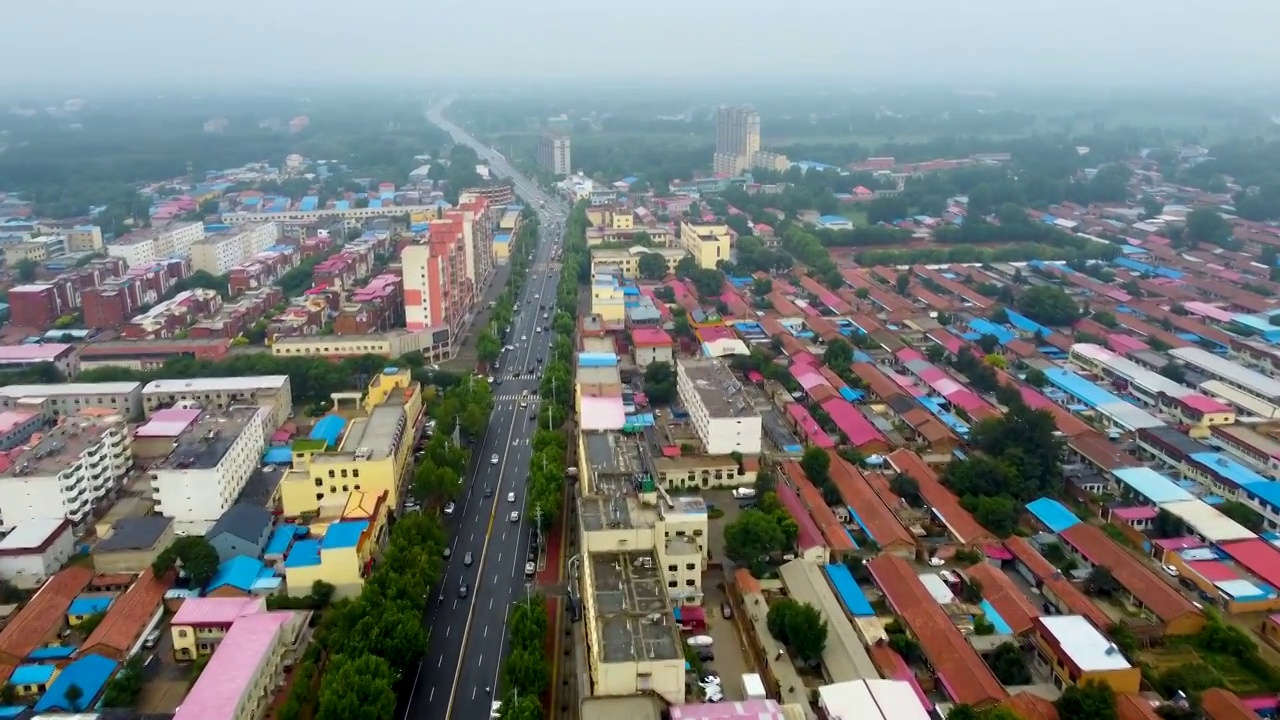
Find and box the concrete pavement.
[402,98,572,720]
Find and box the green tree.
[477,330,501,364]
[316,654,398,720]
[1084,566,1120,597]
[1091,310,1118,328]
[1016,285,1079,326]
[152,536,219,588]
[503,647,550,695]
[988,642,1031,685]
[822,338,854,369]
[1184,208,1233,248]
[752,277,773,296]
[724,509,787,570]
[895,271,911,296]
[1024,367,1048,388]
[1218,500,1264,532]
[637,252,669,280]
[643,361,676,404]
[13,258,38,282]
[765,598,828,664]
[800,446,832,485]
[1055,680,1117,720]
[499,694,544,720]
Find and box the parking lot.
[697,579,755,702]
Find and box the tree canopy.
[1015,285,1080,327]
[152,536,219,588]
[765,598,829,664]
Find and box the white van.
[732,487,757,499]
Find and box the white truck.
[742,673,767,700]
[732,487,757,499]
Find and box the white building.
[0,414,132,526]
[106,222,205,268]
[817,679,930,720]
[150,406,271,535]
[189,222,282,275]
[675,358,763,455]
[0,518,75,589]
[141,375,292,428]
[0,382,144,420]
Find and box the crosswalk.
[495,394,541,403]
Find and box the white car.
[490,454,500,465]
[443,501,455,515]
[490,702,503,720]
[521,335,528,341]
[536,327,543,333]
[507,492,517,502]
[509,511,521,522]
[1162,564,1180,578]
[685,635,714,647]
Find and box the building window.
[685,563,696,570]
[330,486,337,493]
[667,565,676,572]
[667,581,677,588]
[316,493,324,501]
[328,470,335,479]
[314,478,323,487]
[685,579,696,586]
[352,469,360,478]
[341,469,348,478]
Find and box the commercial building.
[817,679,931,720]
[0,413,132,526]
[282,491,389,599]
[0,343,78,379]
[678,221,732,270]
[0,381,144,420]
[190,222,282,275]
[538,133,572,175]
[676,358,763,455]
[107,222,205,267]
[713,106,761,176]
[174,610,304,720]
[141,375,293,428]
[1032,615,1141,693]
[278,368,422,516]
[271,328,452,363]
[78,339,234,373]
[0,519,75,589]
[170,596,268,660]
[222,202,443,226]
[149,406,271,535]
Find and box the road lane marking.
[429,687,435,702]
[484,625,488,637]
[438,656,443,668]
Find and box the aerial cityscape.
[4,7,1280,720]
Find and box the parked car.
[720,602,733,619]
[444,501,456,516]
[685,635,714,647]
[143,629,162,649]
[510,511,521,522]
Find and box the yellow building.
[679,222,731,269]
[591,276,626,324]
[586,207,634,231]
[170,596,269,661]
[282,490,390,599]
[278,368,422,516]
[590,247,688,280]
[1163,394,1236,438]
[9,664,59,698]
[494,232,512,264]
[1032,615,1141,694]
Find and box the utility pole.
[547,376,556,432]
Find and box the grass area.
[840,208,869,226]
[1144,642,1273,696]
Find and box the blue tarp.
[262,447,292,464]
[824,563,875,616]
[1025,497,1081,534]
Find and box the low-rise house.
[170,596,267,661]
[0,519,75,589]
[92,515,175,573]
[205,504,273,563]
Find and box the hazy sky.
[7,0,1276,89]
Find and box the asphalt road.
[403,98,571,720]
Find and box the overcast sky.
[6,0,1275,89]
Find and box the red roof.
[773,476,825,551]
[0,566,94,664]
[782,462,854,553]
[965,562,1040,635]
[631,327,674,347]
[819,397,886,449]
[80,568,172,661]
[1219,539,1280,592]
[1200,688,1263,720]
[867,554,1007,707]
[1003,536,1112,630]
[827,455,916,551]
[1060,524,1202,625]
[887,450,993,545]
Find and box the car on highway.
[444,501,456,515]
[442,547,452,559]
[464,552,474,566]
[484,486,493,497]
[525,561,535,578]
[509,511,521,522]
[458,583,469,598]
[521,334,528,341]
[536,327,542,333]
[490,454,500,465]
[508,492,517,502]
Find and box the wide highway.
[403,99,570,720]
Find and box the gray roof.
[205,503,272,544]
[96,515,173,552]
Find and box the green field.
[1143,645,1270,695]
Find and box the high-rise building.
[538,134,572,176]
[712,107,761,176]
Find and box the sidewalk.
[445,262,513,370]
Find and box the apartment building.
[538,133,572,175]
[190,222,282,275]
[676,358,763,455]
[0,382,144,420]
[0,344,79,379]
[338,273,404,335]
[64,224,104,253]
[278,368,421,515]
[270,329,451,363]
[458,184,515,207]
[402,217,474,345]
[227,246,299,296]
[141,375,293,428]
[174,611,304,720]
[82,258,193,330]
[3,234,69,265]
[106,222,204,268]
[149,406,272,535]
[678,221,732,269]
[169,596,267,660]
[713,106,761,176]
[589,247,688,280]
[7,284,71,330]
[0,414,132,526]
[121,288,222,340]
[187,286,284,340]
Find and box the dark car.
[696,649,714,662]
[720,602,733,619]
[459,583,470,598]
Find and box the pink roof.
[631,328,674,347]
[1220,539,1280,590]
[785,403,834,449]
[790,365,827,391]
[172,597,266,627]
[350,273,400,302]
[670,699,786,720]
[1186,560,1239,583]
[774,477,824,550]
[696,326,735,343]
[1153,536,1207,551]
[819,397,885,447]
[791,352,820,368]
[1178,393,1233,414]
[1017,387,1056,411]
[929,332,963,354]
[134,407,202,438]
[1182,301,1234,323]
[946,389,992,415]
[799,303,820,317]
[579,395,626,432]
[1106,334,1149,355]
[0,343,73,362]
[0,410,37,435]
[895,348,925,363]
[1111,506,1159,521]
[175,612,292,720]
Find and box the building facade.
[713,106,761,176]
[189,222,282,275]
[538,134,572,176]
[106,222,205,268]
[678,222,732,269]
[676,358,763,455]
[0,415,132,526]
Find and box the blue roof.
[979,599,1013,635]
[823,563,874,616]
[966,318,1016,345]
[68,596,113,617]
[34,654,117,712]
[265,524,306,556]
[1005,310,1053,337]
[309,415,347,448]
[11,664,55,685]
[0,706,25,719]
[1113,467,1193,504]
[1191,452,1271,488]
[262,446,292,465]
[818,215,849,223]
[284,539,322,568]
[369,199,383,209]
[1242,482,1280,512]
[26,646,75,661]
[321,520,369,550]
[577,353,618,368]
[299,196,319,212]
[494,233,511,244]
[334,200,350,211]
[1025,497,1081,534]
[208,555,274,592]
[1044,368,1123,409]
[241,196,261,205]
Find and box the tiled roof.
[0,566,94,664]
[1059,524,1201,625]
[79,569,170,661]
